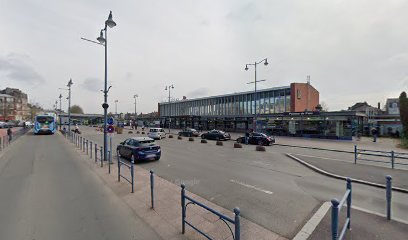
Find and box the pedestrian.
[7,127,12,143]
[371,127,378,142]
[245,130,249,145]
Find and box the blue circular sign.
[107,117,114,125]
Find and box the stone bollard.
[168,135,173,138]
[189,137,194,142]
[256,145,266,151]
[234,143,243,148]
[216,141,223,146]
[142,131,145,135]
[201,139,207,143]
[178,136,183,140]
[128,131,133,134]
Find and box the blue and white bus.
[34,114,57,134]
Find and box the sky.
[0,0,407,114]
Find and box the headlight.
[157,148,161,153]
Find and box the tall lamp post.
[165,84,174,133]
[81,11,116,164]
[114,100,118,115]
[133,94,138,122]
[245,58,268,132]
[58,94,62,130]
[67,79,73,133]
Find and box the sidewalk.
[64,133,287,240]
[290,153,408,189]
[309,207,408,240]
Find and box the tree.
[399,91,408,138]
[70,105,84,114]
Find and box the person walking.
[7,127,12,143]
[371,127,378,142]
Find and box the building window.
[297,89,301,99]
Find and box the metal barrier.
[354,145,408,169]
[181,184,240,240]
[0,128,30,151]
[117,150,134,193]
[331,178,352,240]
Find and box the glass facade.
[159,87,292,118]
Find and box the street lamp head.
[59,94,62,98]
[105,11,116,28]
[67,79,73,87]
[134,94,138,98]
[264,58,268,66]
[97,30,106,44]
[171,84,174,89]
[165,86,167,91]
[245,65,249,71]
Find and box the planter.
[136,131,140,134]
[128,131,133,134]
[256,145,266,151]
[178,136,183,140]
[142,132,145,135]
[189,137,194,142]
[216,141,223,146]
[168,135,174,138]
[201,139,207,143]
[234,143,242,148]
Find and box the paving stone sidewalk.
[63,133,287,240]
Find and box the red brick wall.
[290,83,319,112]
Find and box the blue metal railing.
[354,145,408,169]
[331,178,352,240]
[117,150,134,193]
[181,184,240,240]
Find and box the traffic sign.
[107,125,115,133]
[107,117,114,125]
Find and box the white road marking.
[230,179,273,195]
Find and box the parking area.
[78,126,408,239]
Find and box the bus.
[34,114,57,135]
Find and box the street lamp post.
[133,94,138,122]
[245,58,268,132]
[67,79,73,133]
[165,85,174,133]
[59,94,62,130]
[114,100,118,115]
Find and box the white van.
[147,128,166,140]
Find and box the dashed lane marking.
[230,179,273,195]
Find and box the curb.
[286,153,408,194]
[292,201,331,240]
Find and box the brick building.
[0,88,29,121]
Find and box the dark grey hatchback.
[117,137,161,162]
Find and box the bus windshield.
[36,116,54,124]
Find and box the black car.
[178,128,199,137]
[236,132,275,146]
[201,130,231,141]
[117,137,161,162]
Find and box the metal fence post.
[181,184,186,234]
[234,207,241,240]
[150,170,154,209]
[391,151,395,169]
[0,137,2,151]
[131,160,134,193]
[346,178,352,229]
[354,145,357,164]
[86,140,88,155]
[331,199,339,240]
[117,150,121,182]
[108,150,111,174]
[100,147,103,167]
[95,144,97,162]
[80,137,83,150]
[90,141,93,159]
[386,175,392,220]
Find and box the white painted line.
[292,201,331,240]
[291,153,346,162]
[230,179,273,195]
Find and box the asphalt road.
[79,127,408,239]
[0,131,162,240]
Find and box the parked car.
[147,128,166,140]
[117,137,161,162]
[0,121,6,129]
[178,128,200,137]
[236,132,275,146]
[201,130,231,141]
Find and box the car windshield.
[189,129,197,132]
[136,140,155,147]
